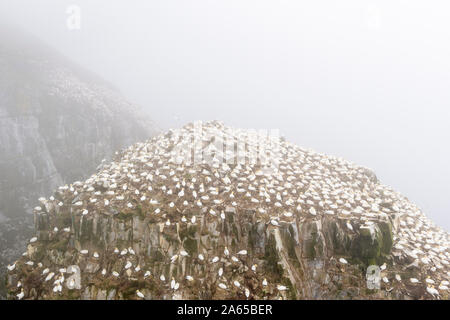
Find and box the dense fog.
[0,0,448,233]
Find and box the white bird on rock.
[17,290,24,300]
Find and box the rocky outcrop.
[0,24,158,298]
[5,121,449,300]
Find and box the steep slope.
[0,24,158,297]
[6,121,449,300]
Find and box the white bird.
[80,249,88,255]
[410,278,419,284]
[218,283,227,290]
[29,237,37,243]
[218,268,223,277]
[237,250,247,255]
[339,258,348,264]
[198,254,205,261]
[136,290,145,298]
[180,250,188,257]
[160,275,166,281]
[186,275,194,281]
[144,271,151,278]
[233,280,240,288]
[262,279,268,286]
[53,284,62,293]
[7,264,15,271]
[17,290,24,300]
[277,285,287,291]
[224,247,229,256]
[426,286,439,297]
[112,271,120,277]
[45,272,55,281]
[245,288,250,298]
[211,256,219,263]
[125,261,132,269]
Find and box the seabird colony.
[6,121,449,299]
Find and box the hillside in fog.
[0,24,158,298]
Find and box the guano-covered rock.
[6,121,449,300]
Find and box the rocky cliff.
[5,121,449,300]
[0,25,158,298]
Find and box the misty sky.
[0,0,449,231]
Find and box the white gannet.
[218,283,227,290]
[136,290,145,299]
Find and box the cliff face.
[6,121,449,300]
[0,25,157,298]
